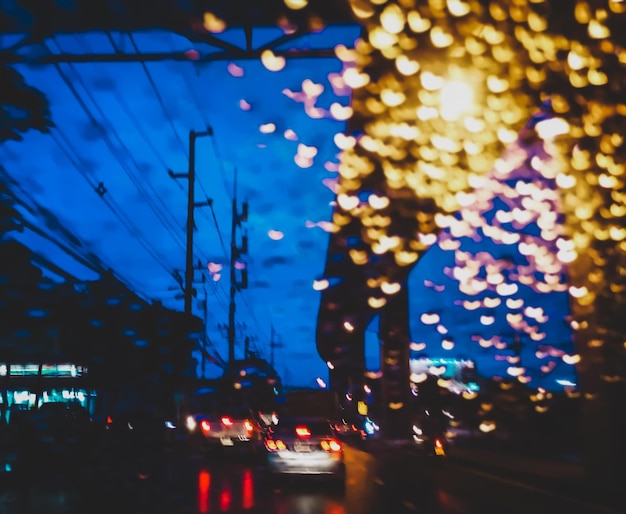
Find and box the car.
[104,407,177,449]
[410,410,449,458]
[262,416,346,490]
[334,414,380,444]
[193,403,263,454]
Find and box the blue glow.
[26,309,48,318]
[1,24,578,390]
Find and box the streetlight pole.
[168,128,213,316]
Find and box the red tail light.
[265,439,287,451]
[434,437,446,456]
[106,415,113,425]
[221,416,234,427]
[321,439,342,452]
[244,420,254,432]
[200,420,211,434]
[295,426,311,438]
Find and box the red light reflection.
[219,481,232,511]
[198,469,210,513]
[242,469,254,509]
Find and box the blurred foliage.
[0,63,54,141]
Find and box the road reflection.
[188,446,383,514]
[2,443,437,514]
[197,467,258,512]
[197,469,210,512]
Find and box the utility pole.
[201,274,209,378]
[168,128,213,316]
[227,168,249,368]
[269,324,283,369]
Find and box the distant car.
[410,411,448,458]
[334,415,379,443]
[263,416,346,490]
[104,408,177,448]
[194,404,263,454]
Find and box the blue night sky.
[1,24,577,390]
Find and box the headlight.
[186,416,197,432]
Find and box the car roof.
[272,417,335,431]
[276,416,331,423]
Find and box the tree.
[0,64,54,141]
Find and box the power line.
[119,34,227,280]
[47,85,175,267]
[164,32,233,204]
[81,32,224,286]
[47,118,176,291]
[13,33,274,341]
[0,165,103,276]
[0,144,150,296]
[60,35,188,253]
[41,38,206,297]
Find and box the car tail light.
[321,439,342,452]
[221,416,234,427]
[434,437,446,456]
[106,415,113,425]
[200,420,211,434]
[265,439,287,451]
[295,426,311,438]
[244,420,254,432]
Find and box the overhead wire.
[103,32,188,196]
[74,32,223,280]
[62,34,188,253]
[160,31,269,349]
[163,32,233,204]
[123,32,224,277]
[3,131,151,296]
[97,32,225,308]
[56,34,222,302]
[51,119,174,289]
[164,45,272,350]
[160,31,236,260]
[41,67,178,292]
[46,129,166,295]
[33,32,275,358]
[0,163,105,279]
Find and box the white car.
[263,417,346,490]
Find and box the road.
[0,437,622,514]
